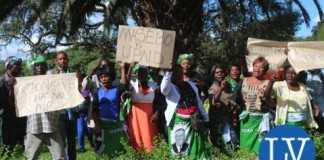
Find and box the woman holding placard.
[123,64,159,152]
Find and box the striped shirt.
[27,112,60,134]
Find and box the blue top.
[96,87,120,120]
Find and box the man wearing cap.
[25,55,64,160]
[0,56,24,148]
[47,51,77,160]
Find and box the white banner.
[288,41,324,73]
[246,38,324,73]
[14,73,84,117]
[246,38,287,72]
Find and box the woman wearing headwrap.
[0,56,23,148]
[161,53,210,159]
[91,63,128,157]
[125,64,158,152]
[272,65,318,129]
[239,57,273,153]
[177,53,194,81]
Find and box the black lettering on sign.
[131,42,140,62]
[160,51,165,66]
[163,32,174,46]
[138,45,149,63]
[150,49,161,65]
[119,28,132,42]
[120,45,131,59]
[156,31,163,44]
[145,29,156,45]
[135,29,145,42]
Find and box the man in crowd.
[47,51,77,160]
[0,56,25,148]
[25,55,64,160]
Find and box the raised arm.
[160,71,173,97]
[91,91,101,134]
[263,80,276,109]
[209,81,225,106]
[119,62,128,85]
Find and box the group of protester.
[0,51,324,160]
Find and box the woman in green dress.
[239,57,273,153]
[161,53,210,159]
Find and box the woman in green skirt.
[272,65,319,129]
[239,57,273,153]
[160,54,210,159]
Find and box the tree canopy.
[0,0,323,72]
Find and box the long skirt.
[168,112,209,160]
[97,120,127,156]
[240,113,264,153]
[127,102,157,152]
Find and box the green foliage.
[313,22,324,41]
[21,61,32,76]
[300,22,324,41]
[113,136,180,160]
[46,47,115,74]
[0,145,25,160]
[0,60,32,76]
[0,47,115,77]
[312,132,324,160]
[0,0,311,63]
[0,61,5,75]
[197,1,302,73]
[2,133,324,160]
[61,48,102,74]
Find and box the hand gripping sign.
[14,73,84,117]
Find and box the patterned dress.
[240,78,271,153]
[168,82,209,159]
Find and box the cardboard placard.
[116,25,176,68]
[246,38,324,73]
[14,73,84,117]
[288,41,324,73]
[246,38,287,72]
